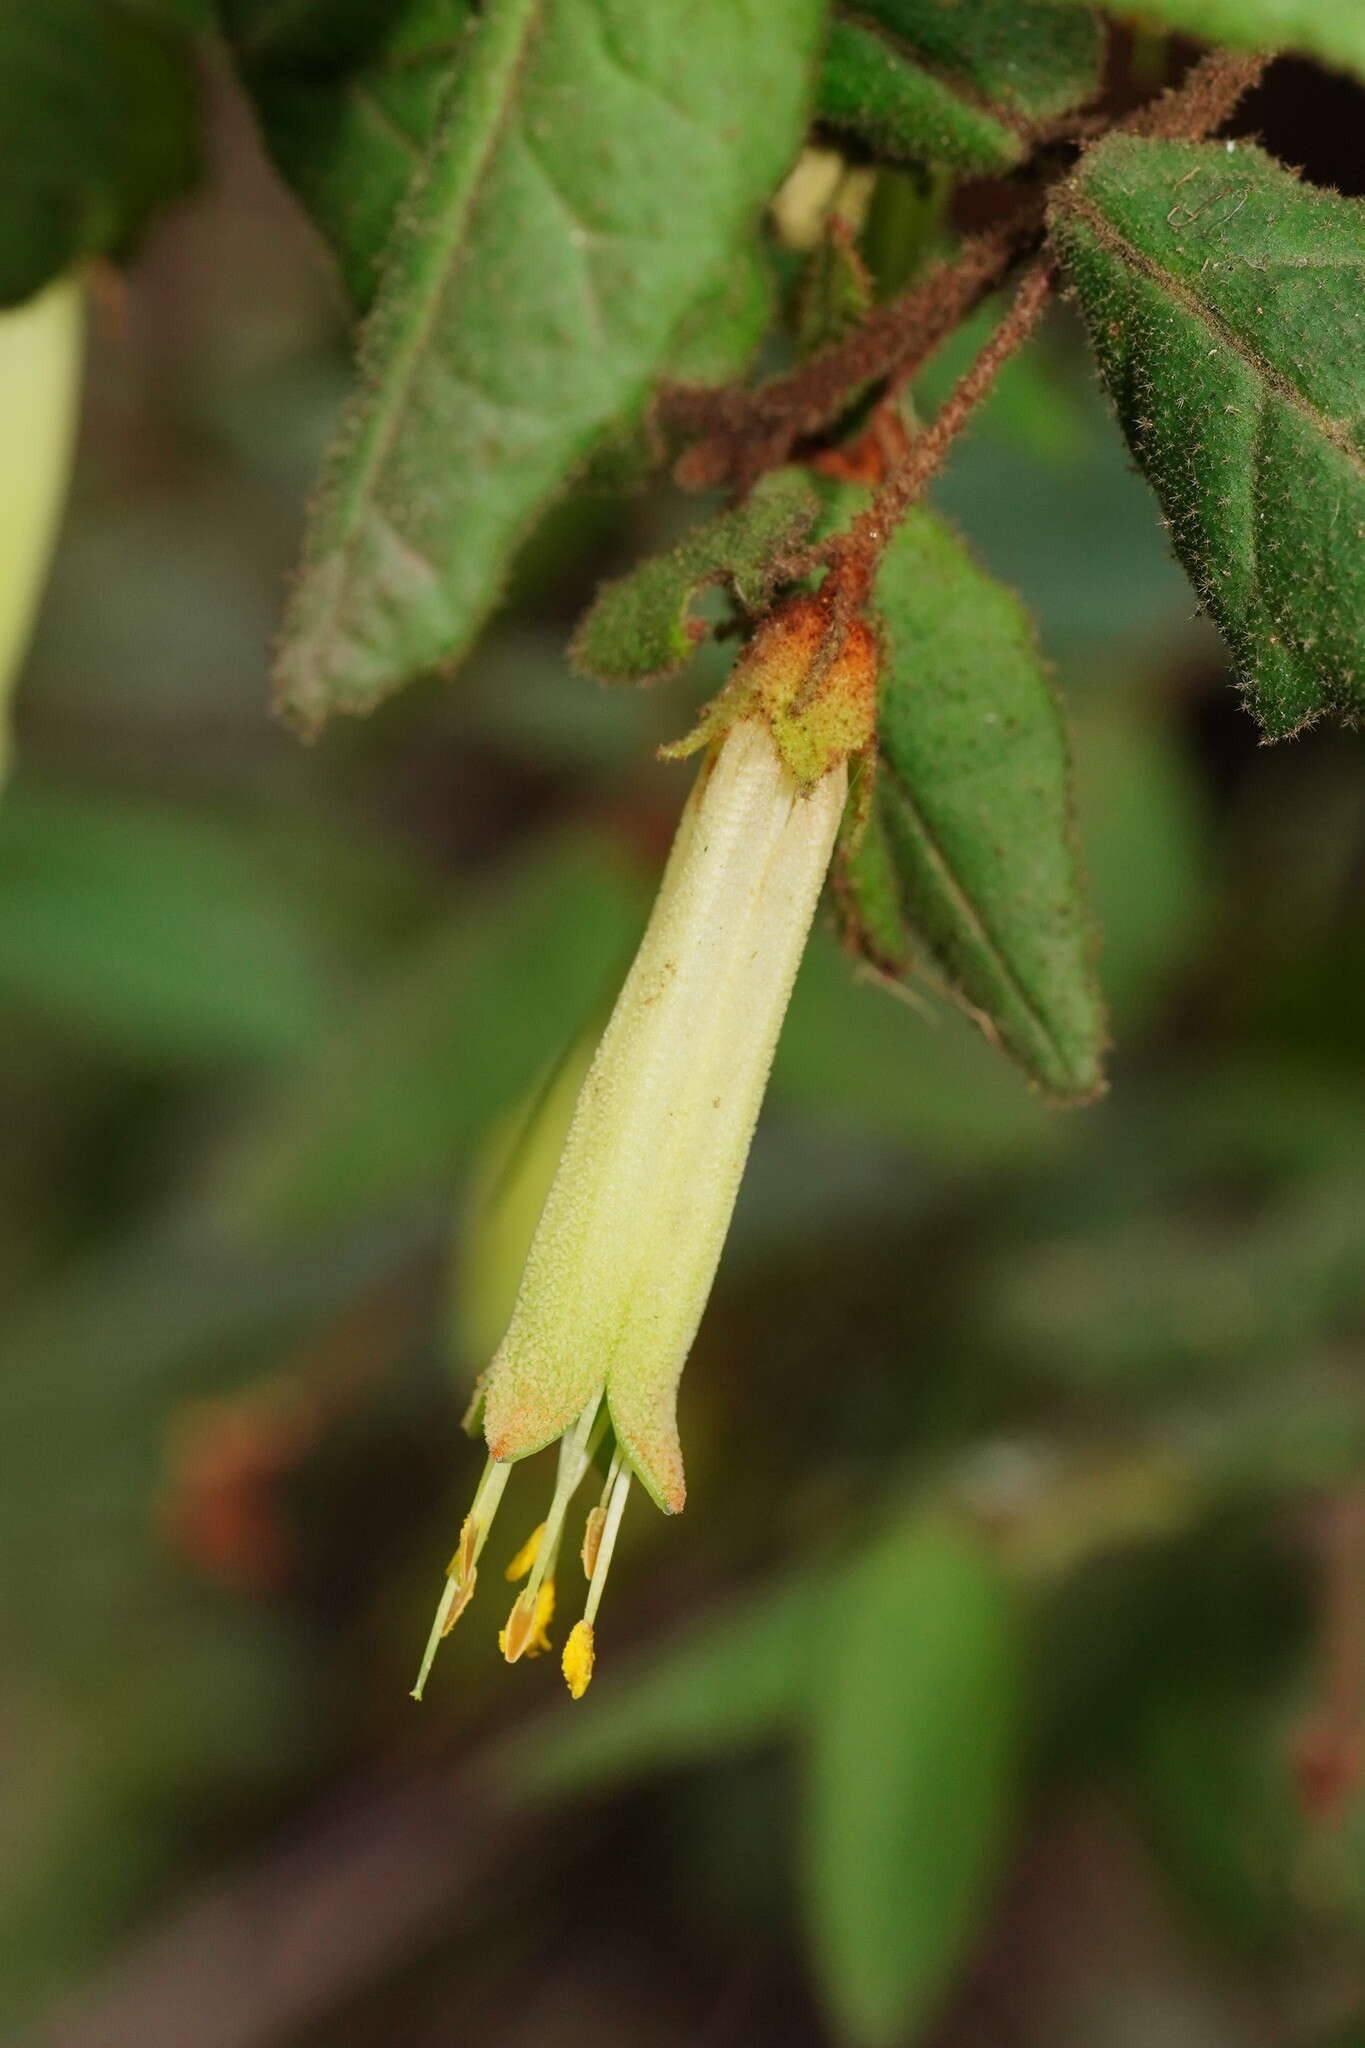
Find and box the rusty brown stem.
[661,202,1043,493]
[834,253,1055,577]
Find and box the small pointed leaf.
[273,0,824,733]
[1051,136,1365,739]
[836,493,1106,1100]
[570,470,818,686]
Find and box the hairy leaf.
[834,494,1106,1100]
[1051,137,1365,738]
[273,0,824,733]
[0,3,199,305]
[805,1511,1022,2048]
[819,0,1102,172]
[1046,0,1365,84]
[571,471,818,686]
[223,0,475,310]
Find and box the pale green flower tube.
[0,278,83,784]
[483,712,846,1513]
[413,586,876,1702]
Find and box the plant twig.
[820,253,1056,608]
[662,200,1044,493]
[1118,47,1269,142]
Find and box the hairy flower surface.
[414,599,875,1700]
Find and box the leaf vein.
[309,0,546,680]
[1063,194,1365,480]
[880,759,1070,1076]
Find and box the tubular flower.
[413,590,877,1701]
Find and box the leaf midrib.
[833,7,1031,142]
[880,756,1081,1089]
[1061,190,1365,480]
[321,0,545,644]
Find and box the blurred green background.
[4,49,1365,2048]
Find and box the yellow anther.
[500,1576,556,1663]
[455,1511,479,1584]
[562,1619,595,1699]
[581,1504,606,1580]
[505,1521,546,1583]
[440,1569,476,1637]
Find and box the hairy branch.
[1119,47,1270,142]
[662,201,1044,493]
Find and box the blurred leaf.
[796,218,874,360]
[215,834,646,1237]
[1047,0,1365,83]
[804,1509,1022,2047]
[0,3,199,306]
[1050,137,1365,739]
[835,496,1106,1100]
[453,1027,597,1379]
[570,471,818,686]
[0,1210,420,1667]
[819,20,1026,175]
[224,0,476,310]
[510,1570,828,1798]
[1071,690,1206,1030]
[0,280,82,780]
[775,926,1054,1163]
[930,340,1197,652]
[273,0,825,731]
[1135,1677,1302,1950]
[994,1167,1365,1393]
[819,0,1101,172]
[0,784,342,1065]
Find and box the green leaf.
[818,0,1103,173]
[570,471,819,686]
[578,241,778,490]
[222,0,476,310]
[835,494,1106,1101]
[804,1510,1022,2048]
[1047,0,1365,84]
[1071,691,1206,1031]
[212,834,646,1238]
[0,3,199,306]
[273,0,825,733]
[1049,137,1365,739]
[796,219,875,360]
[776,926,1053,1164]
[0,785,341,1065]
[507,1570,828,1798]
